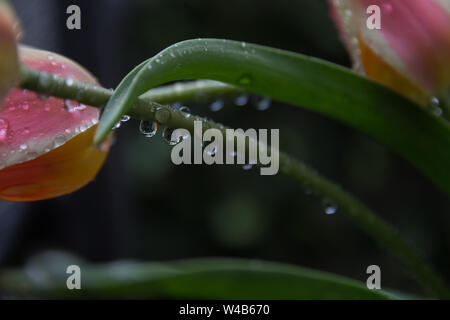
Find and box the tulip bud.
[0,46,110,201]
[329,0,450,106]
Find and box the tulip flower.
[0,0,19,105]
[0,46,110,201]
[329,0,450,106]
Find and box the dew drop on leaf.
[238,74,252,86]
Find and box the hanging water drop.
[112,121,121,130]
[121,115,131,122]
[242,164,253,170]
[323,200,338,215]
[255,96,271,111]
[234,94,248,107]
[162,127,181,145]
[207,147,217,156]
[210,99,224,112]
[429,96,443,116]
[179,106,191,114]
[139,120,158,138]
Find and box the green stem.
[18,65,450,298]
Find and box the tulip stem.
[17,64,450,298]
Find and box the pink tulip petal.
[0,46,100,169]
[329,0,450,96]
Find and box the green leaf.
[1,252,393,299]
[95,38,450,196]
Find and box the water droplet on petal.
[53,134,67,148]
[139,120,158,138]
[210,99,224,112]
[19,144,28,151]
[0,118,10,142]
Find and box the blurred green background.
[0,0,449,297]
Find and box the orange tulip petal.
[0,125,110,201]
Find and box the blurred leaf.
[95,39,450,196]
[1,251,393,299]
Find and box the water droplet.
[210,99,224,112]
[139,120,158,138]
[234,94,249,107]
[0,118,10,142]
[19,144,28,151]
[429,97,443,116]
[63,100,86,112]
[207,147,217,156]
[179,106,191,113]
[323,200,338,215]
[112,121,121,130]
[238,74,252,86]
[162,127,182,145]
[53,134,66,148]
[255,96,271,111]
[121,115,131,122]
[65,78,74,86]
[241,42,247,48]
[242,164,253,170]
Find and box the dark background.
[1,0,449,296]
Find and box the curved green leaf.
[95,38,450,196]
[0,252,393,299]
